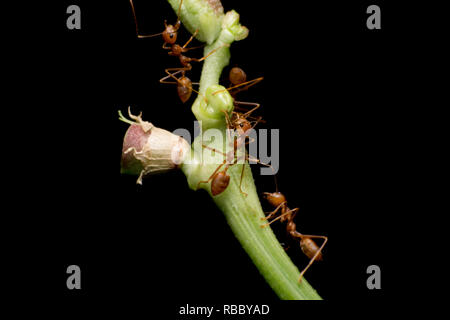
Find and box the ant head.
[162,24,178,44]
[229,67,246,85]
[263,192,286,207]
[235,117,252,134]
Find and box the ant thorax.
[171,43,183,55]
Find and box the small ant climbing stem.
[158,41,230,104]
[159,69,201,103]
[261,192,328,283]
[129,0,183,42]
[129,0,227,76]
[164,42,229,76]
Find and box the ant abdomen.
[177,76,192,103]
[229,67,247,86]
[211,171,230,196]
[300,238,323,261]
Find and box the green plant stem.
[170,0,322,300]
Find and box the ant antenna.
[176,0,184,20]
[129,0,165,38]
[129,0,184,39]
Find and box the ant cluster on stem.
[127,0,327,285]
[130,0,224,103]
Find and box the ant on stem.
[130,0,226,72]
[159,69,200,103]
[227,67,264,99]
[130,0,228,102]
[213,67,264,119]
[129,0,184,44]
[197,67,270,196]
[197,107,273,197]
[261,191,328,283]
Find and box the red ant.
[157,41,229,103]
[261,191,328,283]
[196,67,270,196]
[159,69,200,103]
[129,0,184,44]
[197,107,272,196]
[130,0,226,75]
[213,67,264,119]
[227,67,264,99]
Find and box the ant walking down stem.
[261,191,328,283]
[129,0,184,43]
[159,69,200,103]
[158,42,230,103]
[129,0,228,103]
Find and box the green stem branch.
[174,0,322,300]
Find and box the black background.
[6,0,421,316]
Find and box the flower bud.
[120,109,190,184]
[222,10,249,41]
[167,0,224,44]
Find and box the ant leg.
[260,201,286,222]
[297,235,328,283]
[238,164,248,197]
[162,68,207,100]
[202,145,228,158]
[260,206,294,227]
[233,105,247,112]
[234,101,260,118]
[247,156,274,173]
[164,67,190,74]
[162,67,188,80]
[246,155,278,192]
[229,77,264,95]
[248,152,279,193]
[159,69,184,84]
[180,30,204,52]
[162,74,199,87]
[189,44,230,63]
[182,29,199,49]
[245,137,256,146]
[221,109,233,129]
[183,44,205,52]
[232,109,266,124]
[250,116,265,126]
[129,0,164,39]
[214,77,264,96]
[220,110,235,151]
